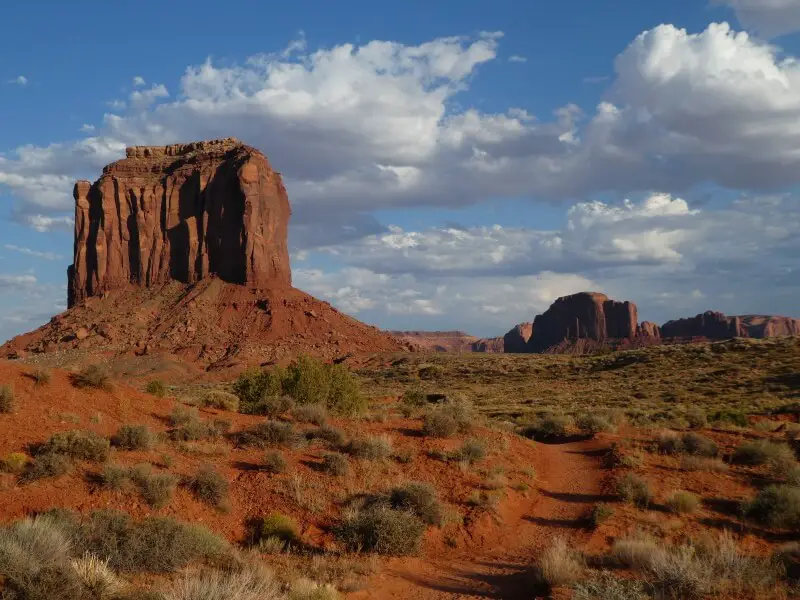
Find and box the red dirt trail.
[350,438,607,600]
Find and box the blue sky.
[2,0,800,339]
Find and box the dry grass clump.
[401,386,426,407]
[0,384,15,413]
[685,407,707,429]
[732,439,794,466]
[421,399,473,438]
[102,463,178,508]
[657,431,718,457]
[113,424,156,450]
[615,473,652,507]
[321,452,349,476]
[307,424,346,447]
[0,451,28,474]
[744,484,800,528]
[665,490,700,514]
[575,413,614,436]
[30,367,52,387]
[573,571,649,600]
[39,429,110,462]
[163,566,283,600]
[169,407,229,442]
[520,413,572,441]
[536,538,584,588]
[145,379,167,397]
[345,435,393,460]
[263,450,288,474]
[389,482,443,526]
[334,504,425,556]
[450,438,487,464]
[236,420,304,449]
[69,553,127,598]
[71,365,112,391]
[293,403,328,426]
[20,452,71,482]
[589,503,614,528]
[201,390,240,412]
[253,512,300,550]
[612,531,781,599]
[680,455,729,472]
[186,465,229,509]
[602,442,644,469]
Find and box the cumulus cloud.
[132,75,146,87]
[716,0,800,37]
[7,75,28,85]
[3,244,63,261]
[0,274,37,287]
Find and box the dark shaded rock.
[503,322,533,353]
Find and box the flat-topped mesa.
[526,292,639,353]
[68,138,291,307]
[661,311,800,339]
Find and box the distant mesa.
[503,322,533,353]
[662,311,800,340]
[2,138,405,370]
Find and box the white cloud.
[0,274,37,287]
[14,214,74,232]
[3,244,63,261]
[132,75,146,87]
[80,124,95,133]
[129,83,169,110]
[716,0,800,37]
[508,55,527,63]
[7,75,28,86]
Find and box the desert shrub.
[394,448,415,464]
[521,413,571,440]
[422,400,473,438]
[685,407,707,429]
[201,390,240,412]
[326,362,366,417]
[612,534,664,570]
[602,442,643,469]
[451,438,487,464]
[233,367,287,412]
[237,420,303,449]
[101,463,131,491]
[775,542,800,581]
[658,431,718,457]
[71,365,112,390]
[70,553,127,599]
[127,464,178,508]
[263,450,288,474]
[333,505,425,556]
[466,490,501,511]
[389,482,443,525]
[253,513,300,549]
[29,367,52,387]
[733,439,794,466]
[55,510,229,573]
[616,473,652,507]
[293,403,328,426]
[345,435,392,460]
[114,424,156,450]
[21,452,71,481]
[169,412,228,442]
[573,571,649,600]
[401,386,426,407]
[169,406,199,426]
[321,452,349,476]
[417,364,444,380]
[680,456,729,472]
[576,413,613,436]
[307,424,346,447]
[536,538,584,588]
[163,567,282,600]
[657,430,684,454]
[145,380,167,397]
[250,395,296,418]
[589,503,614,528]
[1,452,28,474]
[744,485,800,528]
[666,490,700,514]
[0,384,15,413]
[39,429,110,462]
[709,409,749,428]
[186,465,228,509]
[284,355,331,405]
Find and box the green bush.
[236,420,303,449]
[39,430,110,462]
[334,505,425,555]
[200,390,240,412]
[0,452,28,474]
[327,362,366,417]
[709,409,749,428]
[263,450,288,474]
[450,438,487,464]
[401,386,426,407]
[21,453,71,482]
[0,384,15,413]
[390,482,443,525]
[186,465,228,509]
[145,380,167,398]
[321,452,349,476]
[744,485,800,528]
[114,424,156,450]
[284,355,330,405]
[733,439,794,466]
[233,367,286,413]
[101,463,131,491]
[422,400,473,438]
[666,490,700,514]
[254,513,299,549]
[71,365,112,391]
[576,413,614,436]
[616,473,652,507]
[589,503,615,528]
[293,403,328,425]
[521,413,571,440]
[128,464,178,508]
[345,435,392,460]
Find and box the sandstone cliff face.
[471,337,504,353]
[503,322,533,353]
[526,292,638,353]
[661,312,800,339]
[69,138,291,307]
[638,321,661,338]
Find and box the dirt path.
[350,437,608,600]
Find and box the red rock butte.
[68,138,291,307]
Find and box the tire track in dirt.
[350,437,608,600]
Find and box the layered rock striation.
[68,138,291,307]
